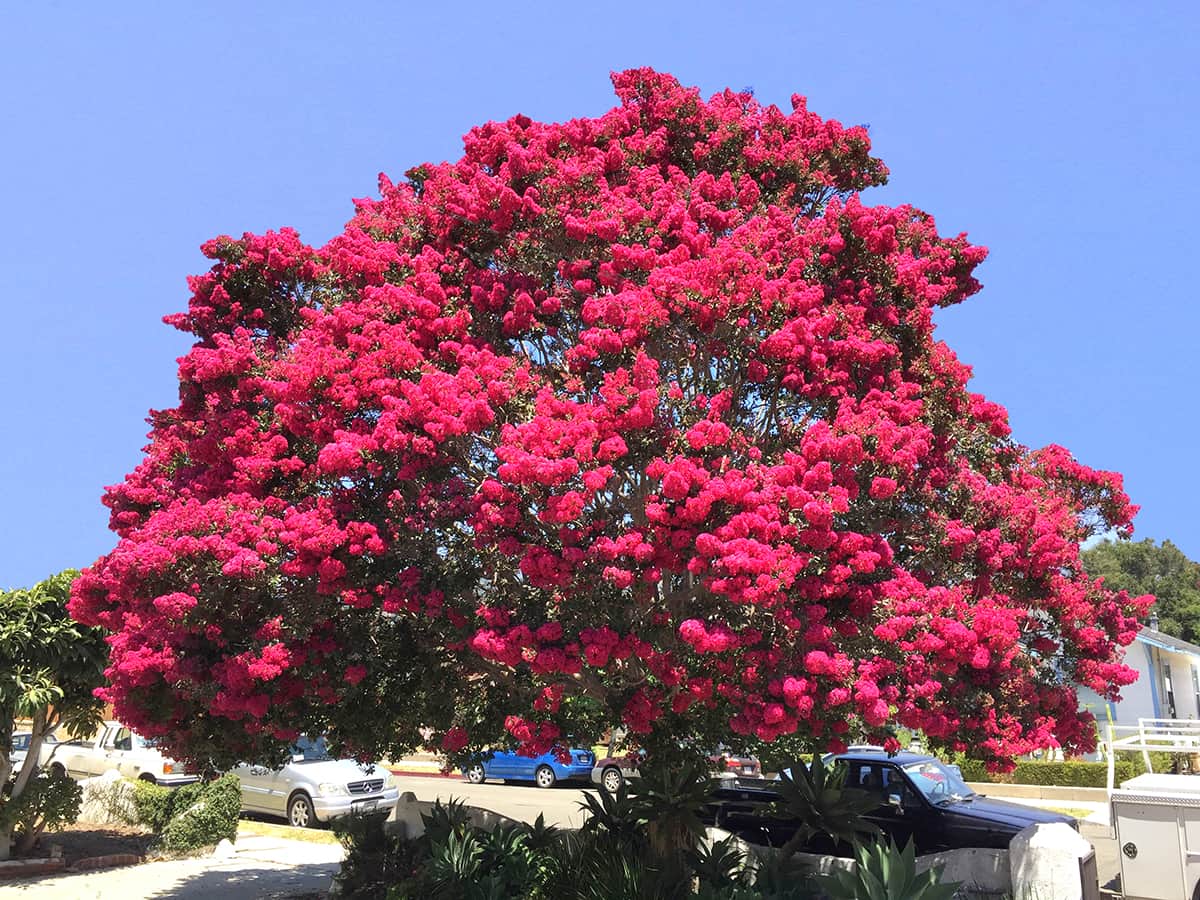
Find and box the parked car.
[231,735,400,828]
[820,745,963,780]
[464,746,595,788]
[43,722,196,786]
[707,750,1076,855]
[592,745,762,793]
[8,732,56,771]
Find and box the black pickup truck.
[705,750,1076,855]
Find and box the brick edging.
[70,853,144,871]
[0,858,67,879]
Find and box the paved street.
[0,832,343,899]
[390,773,594,828]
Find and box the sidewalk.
[0,831,344,899]
[991,794,1112,828]
[384,750,454,778]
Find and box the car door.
[110,727,138,779]
[78,726,116,778]
[262,764,295,815]
[872,764,925,852]
[840,761,923,851]
[485,749,517,779]
[233,762,272,812]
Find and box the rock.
[211,838,236,860]
[1010,822,1094,900]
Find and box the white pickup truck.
[43,722,198,787]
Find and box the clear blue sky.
[2,2,1197,589]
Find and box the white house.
[1077,623,1200,730]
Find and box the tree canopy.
[1082,539,1200,644]
[71,69,1147,771]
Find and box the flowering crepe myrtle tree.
[71,69,1149,772]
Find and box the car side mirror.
[887,793,904,814]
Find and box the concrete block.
[1010,822,1094,900]
[385,793,521,840]
[917,847,1010,895]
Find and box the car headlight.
[318,782,349,797]
[385,773,400,789]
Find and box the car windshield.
[132,734,159,750]
[903,760,975,803]
[291,736,332,762]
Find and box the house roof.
[1137,626,1200,659]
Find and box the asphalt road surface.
[390,773,594,828]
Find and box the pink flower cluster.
[70,69,1147,770]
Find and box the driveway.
[0,833,343,899]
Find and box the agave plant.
[524,811,561,850]
[770,754,880,857]
[577,778,647,847]
[748,852,824,900]
[817,837,961,900]
[424,827,483,889]
[630,758,715,860]
[572,848,686,900]
[419,796,472,845]
[687,835,748,890]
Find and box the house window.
[1192,666,1200,717]
[1163,659,1177,718]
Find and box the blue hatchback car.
[464,747,595,788]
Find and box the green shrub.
[955,757,1139,788]
[131,778,175,832]
[158,773,240,853]
[131,774,241,854]
[1010,760,1135,788]
[1128,751,1183,775]
[817,838,959,900]
[334,813,426,898]
[6,772,82,856]
[952,756,990,783]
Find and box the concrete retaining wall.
[385,800,1085,899]
[387,791,522,839]
[967,782,1108,803]
[706,828,1012,897]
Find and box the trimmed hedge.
[1007,760,1135,788]
[958,754,1183,789]
[131,773,240,853]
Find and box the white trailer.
[1107,719,1200,900]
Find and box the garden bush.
[130,773,240,853]
[3,772,82,856]
[957,758,1137,788]
[333,782,959,900]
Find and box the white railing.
[1106,718,1200,792]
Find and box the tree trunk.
[13,823,44,857]
[12,708,48,801]
[636,737,707,892]
[1,708,54,860]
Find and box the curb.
[0,858,67,879]
[389,768,460,780]
[0,852,147,880]
[71,852,144,872]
